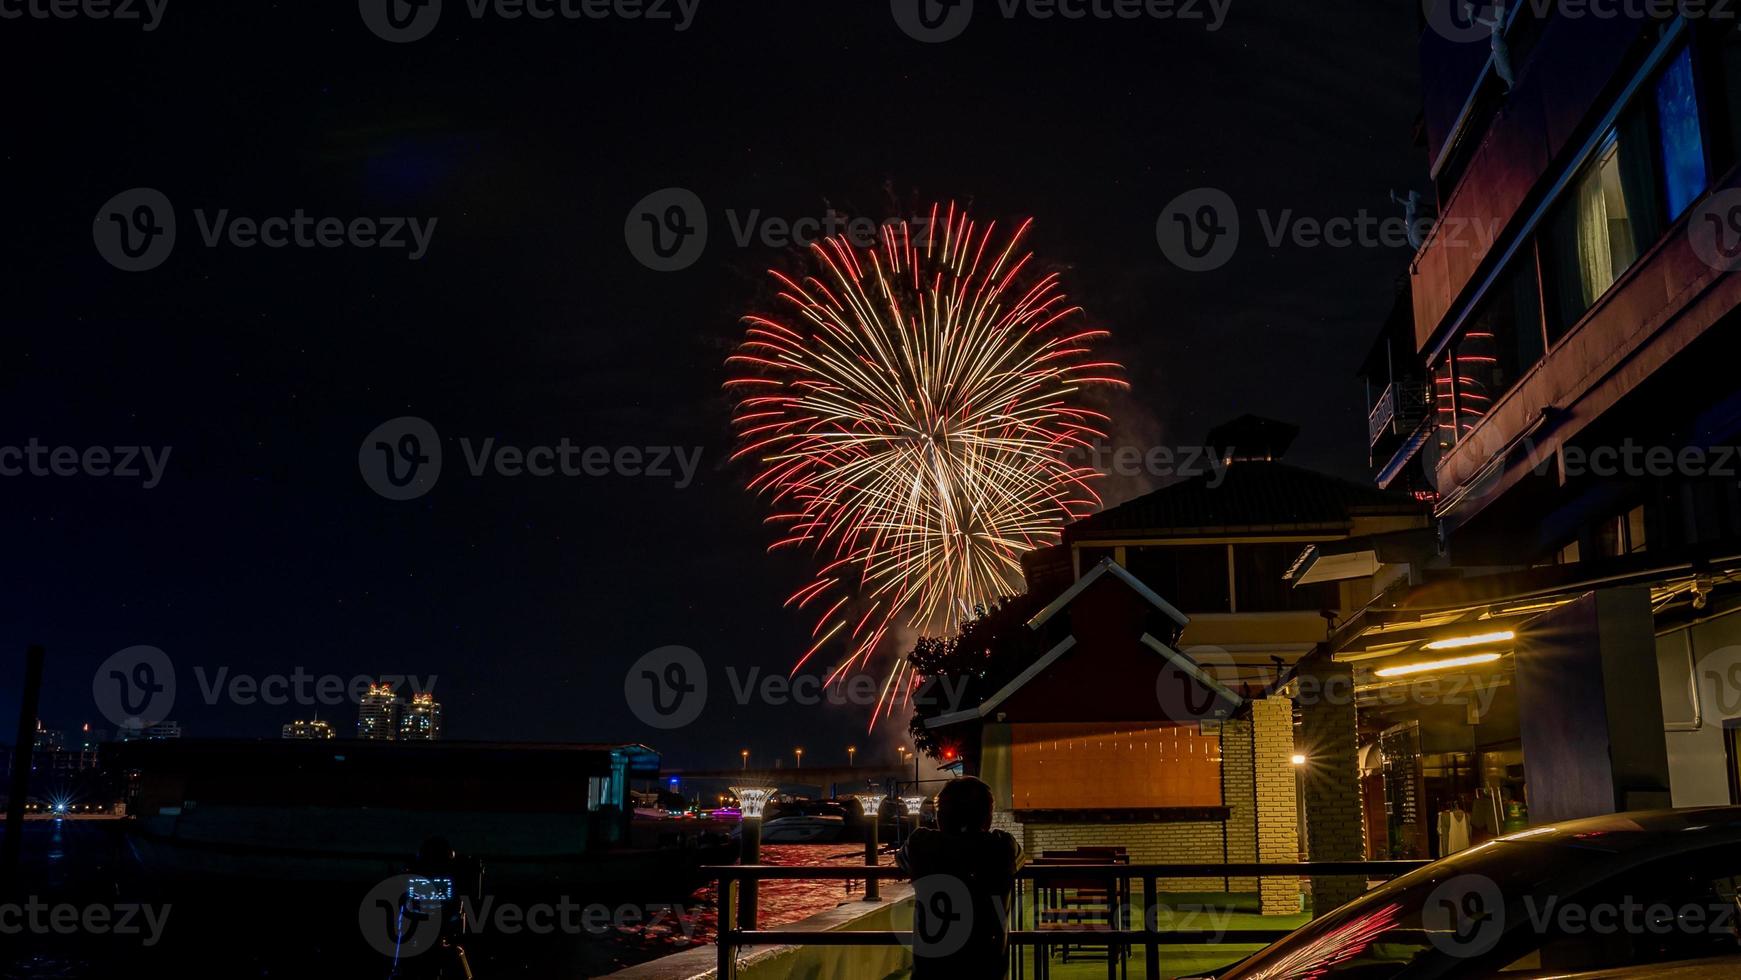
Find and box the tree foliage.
[905,592,1047,759]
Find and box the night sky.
[2,1,1423,768]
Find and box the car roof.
[1491,807,1741,849]
[1536,955,1741,979]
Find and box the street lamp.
[852,792,888,902]
[900,795,926,820]
[729,785,778,931]
[741,749,749,770]
[794,747,803,769]
[847,745,856,767]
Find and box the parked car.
[1202,807,1741,979]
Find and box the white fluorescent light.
[1423,630,1515,651]
[1374,652,1503,678]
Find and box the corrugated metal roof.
[1067,460,1425,540]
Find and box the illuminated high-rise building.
[398,692,442,741]
[282,718,336,740]
[357,683,401,741]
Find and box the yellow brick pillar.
[1252,696,1300,916]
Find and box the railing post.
[1142,875,1158,980]
[716,875,735,980]
[738,820,760,931]
[863,815,880,902]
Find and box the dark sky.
[2,0,1423,769]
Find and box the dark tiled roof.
[1068,460,1425,540]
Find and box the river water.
[0,820,889,978]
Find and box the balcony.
[1367,381,1430,449]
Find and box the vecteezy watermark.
[623,189,937,272]
[92,188,437,272]
[357,877,698,958]
[0,898,172,946]
[890,0,1231,44]
[358,0,700,43]
[358,417,703,500]
[91,644,440,728]
[0,439,171,489]
[1156,187,1499,272]
[0,0,168,30]
[93,645,176,731]
[622,646,973,730]
[1424,0,1737,44]
[1423,872,1741,960]
[1065,440,1228,487]
[1690,188,1741,273]
[1519,438,1741,485]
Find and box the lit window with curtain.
[1542,103,1663,339]
[1656,46,1707,220]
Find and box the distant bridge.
[659,765,923,791]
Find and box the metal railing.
[710,860,1428,980]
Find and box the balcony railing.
[710,859,1429,980]
[1368,381,1431,448]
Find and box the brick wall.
[1007,818,1232,892]
[1252,696,1301,915]
[1298,660,1364,912]
[1220,719,1257,894]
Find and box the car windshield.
[1218,840,1597,979]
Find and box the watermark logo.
[0,899,171,945]
[0,0,167,30]
[891,0,973,41]
[0,440,172,488]
[1157,187,1239,272]
[624,650,972,729]
[361,0,697,41]
[359,875,446,958]
[908,873,975,958]
[93,189,437,270]
[626,645,708,729]
[92,645,176,730]
[1690,188,1741,273]
[1422,0,1494,43]
[892,0,1229,42]
[1157,644,1239,721]
[93,188,176,272]
[1158,187,1497,272]
[1065,440,1228,487]
[625,188,708,271]
[360,416,443,501]
[1423,873,1505,958]
[359,0,443,42]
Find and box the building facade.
[1328,4,1741,863]
[398,692,442,741]
[281,719,336,740]
[357,683,401,740]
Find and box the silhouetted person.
[897,776,1023,980]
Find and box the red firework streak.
[724,203,1127,727]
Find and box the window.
[1557,539,1581,565]
[1598,505,1649,557]
[1123,545,1231,613]
[1657,46,1708,220]
[1433,355,1458,451]
[1234,543,1340,612]
[1542,115,1661,338]
[1494,848,1741,974]
[1453,263,1545,438]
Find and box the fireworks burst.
[725,203,1126,725]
